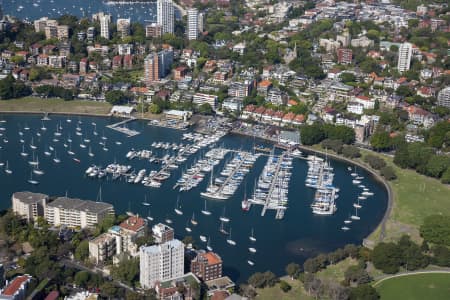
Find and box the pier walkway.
[106,118,140,137]
[261,152,288,218]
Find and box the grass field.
[375,273,450,300]
[0,97,112,115]
[358,150,450,243]
[256,276,312,300]
[316,257,358,283]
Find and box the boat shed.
[164,110,192,121]
[110,105,135,116]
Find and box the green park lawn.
[0,97,112,115]
[375,273,450,300]
[315,257,359,283]
[256,276,313,300]
[358,150,450,243]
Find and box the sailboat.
[28,152,38,166]
[67,142,75,155]
[102,141,109,152]
[33,157,44,175]
[226,228,236,246]
[88,146,94,157]
[67,134,72,143]
[53,150,61,163]
[146,208,153,221]
[219,220,229,235]
[5,160,12,174]
[101,131,107,140]
[20,144,28,157]
[199,235,207,242]
[201,199,211,215]
[241,184,250,211]
[44,145,51,156]
[40,122,47,131]
[353,198,362,209]
[249,228,256,242]
[351,206,360,220]
[27,171,39,185]
[30,137,37,150]
[190,212,198,225]
[248,247,257,253]
[24,123,30,130]
[54,124,61,136]
[174,195,183,215]
[80,137,86,149]
[341,226,350,231]
[185,220,192,233]
[247,260,255,266]
[96,186,103,202]
[344,214,352,224]
[49,145,55,151]
[92,123,98,136]
[142,195,150,206]
[206,237,213,251]
[219,207,230,222]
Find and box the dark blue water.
[2,0,163,23]
[0,114,388,282]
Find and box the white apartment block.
[397,42,412,73]
[187,8,198,40]
[437,86,450,109]
[140,239,184,289]
[193,93,218,110]
[99,13,111,39]
[157,0,174,34]
[11,192,48,222]
[117,18,131,39]
[45,197,114,229]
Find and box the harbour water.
[0,114,388,282]
[1,0,169,23]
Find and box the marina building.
[157,0,174,34]
[45,197,114,229]
[139,239,185,289]
[397,42,412,73]
[437,86,450,109]
[187,8,199,40]
[190,251,223,281]
[152,223,174,244]
[11,192,48,222]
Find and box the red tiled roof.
[294,114,305,122]
[288,99,298,106]
[258,80,272,88]
[45,291,59,300]
[273,111,285,118]
[244,105,256,112]
[119,216,146,232]
[2,276,30,296]
[203,252,222,265]
[254,107,266,114]
[283,112,295,120]
[263,108,275,116]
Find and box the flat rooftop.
[12,191,48,204]
[48,197,113,214]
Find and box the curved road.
[372,270,450,287]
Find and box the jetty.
[106,118,140,137]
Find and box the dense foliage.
[301,123,355,145]
[0,76,32,100]
[420,215,450,246]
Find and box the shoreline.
[2,110,392,247]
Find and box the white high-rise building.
[437,86,450,109]
[397,42,412,73]
[157,0,174,34]
[140,239,184,289]
[187,8,199,40]
[99,13,111,39]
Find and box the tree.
[441,167,450,184]
[396,85,414,97]
[364,155,386,170]
[105,90,130,105]
[110,257,140,287]
[198,103,213,115]
[342,145,361,158]
[300,124,325,145]
[349,284,379,300]
[425,155,450,178]
[420,215,450,246]
[372,242,402,273]
[74,271,90,288]
[370,131,392,151]
[380,166,396,181]
[279,280,291,292]
[432,245,450,267]
[344,265,371,286]
[149,103,162,114]
[285,263,301,279]
[74,240,89,261]
[321,139,344,153]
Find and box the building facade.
[397,42,412,73]
[99,13,111,40]
[157,0,174,34]
[117,18,131,38]
[139,239,185,289]
[144,53,160,84]
[11,192,48,222]
[187,8,199,40]
[437,86,450,109]
[190,251,223,281]
[45,197,114,229]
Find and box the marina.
[0,113,388,282]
